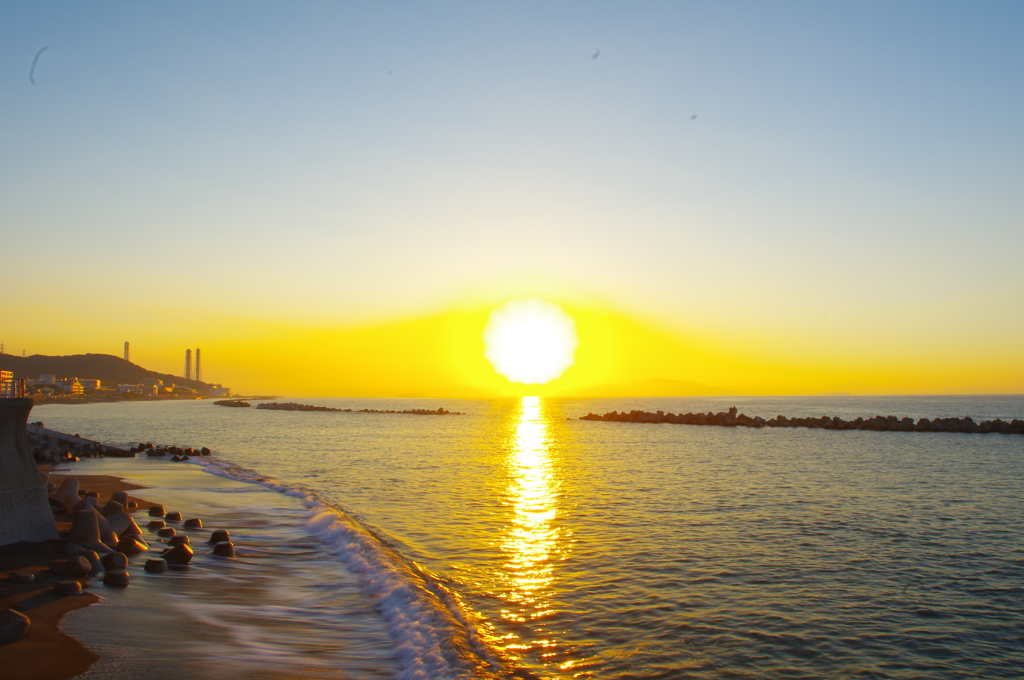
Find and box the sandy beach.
[0,468,154,680]
[2,450,398,680]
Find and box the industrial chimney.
[184,349,192,380]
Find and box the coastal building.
[209,384,231,397]
[78,378,101,390]
[55,379,85,396]
[38,374,56,384]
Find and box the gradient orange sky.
[3,3,1023,396]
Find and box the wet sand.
[0,468,154,680]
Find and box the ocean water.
[37,395,1024,679]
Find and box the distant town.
[0,342,232,402]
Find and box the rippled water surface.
[38,395,1024,679]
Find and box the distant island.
[0,353,231,402]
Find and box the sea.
[34,395,1024,679]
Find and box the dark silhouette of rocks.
[53,580,82,596]
[161,544,193,566]
[0,609,30,645]
[144,558,168,573]
[167,535,190,547]
[148,505,166,518]
[101,552,128,571]
[116,537,148,555]
[103,570,130,587]
[8,571,35,584]
[183,518,202,529]
[580,407,1024,435]
[157,528,176,539]
[215,399,252,407]
[212,541,235,558]
[99,500,124,517]
[164,512,182,522]
[208,529,230,545]
[66,507,111,555]
[62,556,92,577]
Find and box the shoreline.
[0,469,155,680]
[4,451,402,679]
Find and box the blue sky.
[2,1,1023,386]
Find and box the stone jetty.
[580,406,1024,435]
[26,423,215,466]
[254,402,461,415]
[214,399,252,407]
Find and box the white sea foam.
[191,457,509,680]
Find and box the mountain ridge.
[0,353,211,393]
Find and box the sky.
[2,1,1023,396]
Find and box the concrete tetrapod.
[53,580,82,596]
[167,535,190,547]
[212,541,236,558]
[99,500,124,517]
[101,552,128,571]
[148,505,165,518]
[66,508,112,555]
[208,529,230,544]
[51,478,79,508]
[107,513,143,537]
[116,537,148,555]
[7,571,35,584]
[69,497,99,516]
[0,609,30,645]
[147,520,166,531]
[62,556,92,577]
[110,491,129,506]
[164,511,182,522]
[183,518,203,529]
[144,558,168,573]
[103,570,130,587]
[157,527,176,539]
[161,543,193,566]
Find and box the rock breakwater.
[254,402,461,415]
[580,406,1024,434]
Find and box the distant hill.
[0,353,210,393]
[570,378,729,397]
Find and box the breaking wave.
[192,457,512,680]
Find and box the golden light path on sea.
[498,396,569,666]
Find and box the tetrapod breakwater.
[580,406,1024,435]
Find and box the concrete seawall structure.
[0,398,59,545]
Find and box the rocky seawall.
[580,406,1024,434]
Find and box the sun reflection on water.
[498,396,568,662]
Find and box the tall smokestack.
[184,349,192,380]
[195,348,202,383]
[124,341,130,362]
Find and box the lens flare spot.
[483,298,578,384]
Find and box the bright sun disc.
[484,298,578,384]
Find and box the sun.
[483,298,578,384]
